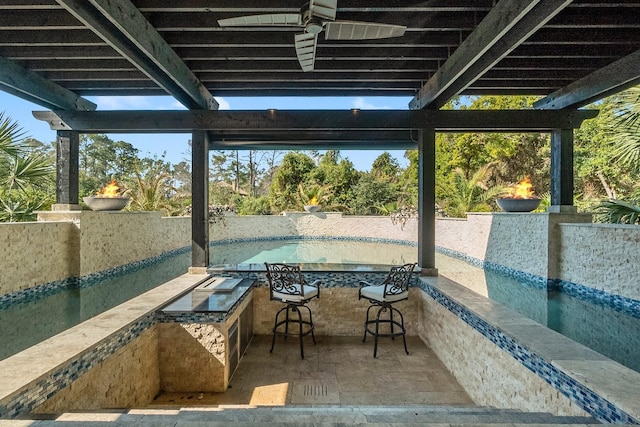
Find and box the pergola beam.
[534,49,640,110]
[0,56,96,111]
[33,109,598,134]
[55,0,217,110]
[409,0,572,110]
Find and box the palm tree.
[0,112,54,221]
[438,164,506,218]
[597,86,640,224]
[123,169,181,215]
[609,86,640,172]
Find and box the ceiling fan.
[217,0,406,72]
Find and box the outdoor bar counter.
[158,276,255,392]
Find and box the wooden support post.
[418,128,437,275]
[191,131,209,271]
[549,128,576,212]
[54,130,80,210]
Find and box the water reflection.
[0,251,190,361]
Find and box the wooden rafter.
[33,109,598,136]
[55,0,217,110]
[534,49,640,109]
[0,56,96,111]
[409,0,572,110]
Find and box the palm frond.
[594,198,640,225]
[0,112,28,158]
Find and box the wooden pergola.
[1,1,639,271]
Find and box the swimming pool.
[0,250,190,361]
[209,238,417,266]
[436,254,640,374]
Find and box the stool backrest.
[265,262,305,298]
[383,263,417,296]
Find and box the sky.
[0,91,413,172]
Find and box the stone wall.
[0,221,78,295]
[559,223,640,301]
[210,212,418,242]
[158,292,254,393]
[33,327,160,413]
[3,209,639,303]
[79,212,190,276]
[435,212,640,302]
[251,286,421,337]
[0,212,190,297]
[418,290,588,416]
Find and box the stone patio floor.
[150,334,474,407]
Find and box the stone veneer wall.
[79,212,190,276]
[435,212,592,279]
[33,326,160,413]
[0,212,190,298]
[210,212,418,242]
[0,222,78,295]
[3,210,639,303]
[418,290,588,417]
[559,223,640,302]
[251,287,421,337]
[435,212,640,302]
[158,293,254,393]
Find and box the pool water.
[210,239,417,266]
[437,254,640,373]
[0,251,190,361]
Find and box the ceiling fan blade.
[309,0,337,21]
[218,13,301,27]
[324,21,406,40]
[295,32,318,72]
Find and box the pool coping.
[420,275,640,424]
[0,273,208,418]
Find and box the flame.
[309,195,318,205]
[506,176,535,199]
[95,179,122,198]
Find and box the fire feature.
[83,179,130,211]
[496,176,541,212]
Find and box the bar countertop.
[161,276,254,314]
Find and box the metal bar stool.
[264,262,321,359]
[358,263,416,358]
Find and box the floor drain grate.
[303,384,328,396]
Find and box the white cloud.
[352,97,393,110]
[215,97,231,110]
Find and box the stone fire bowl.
[496,197,541,212]
[83,196,130,211]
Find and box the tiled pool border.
[0,245,191,311]
[2,238,638,421]
[0,313,156,419]
[419,279,639,425]
[436,246,640,320]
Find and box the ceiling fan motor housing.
[301,3,324,33]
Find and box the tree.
[269,152,316,212]
[437,164,506,218]
[122,156,186,215]
[79,134,139,196]
[350,174,399,215]
[0,112,55,221]
[371,152,400,181]
[308,151,360,210]
[609,86,640,173]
